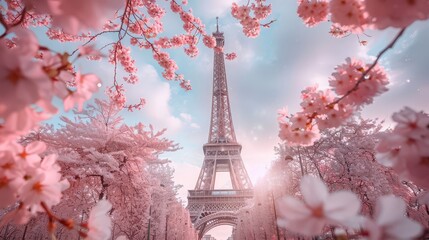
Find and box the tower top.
[213,17,224,47]
[207,24,236,144]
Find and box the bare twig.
[70,30,119,56]
[261,19,277,28]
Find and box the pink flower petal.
[26,141,47,154]
[277,197,311,220]
[85,200,112,240]
[300,175,328,208]
[324,191,361,222]
[375,195,406,226]
[385,217,423,239]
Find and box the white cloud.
[180,112,193,122]
[198,0,234,18]
[179,113,202,129]
[125,64,182,132]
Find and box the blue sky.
[39,1,429,239]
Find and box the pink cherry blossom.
[11,27,39,57]
[329,23,350,38]
[225,52,237,60]
[19,174,66,214]
[361,195,423,240]
[39,51,74,97]
[253,0,272,20]
[64,73,101,111]
[0,107,47,141]
[64,92,87,112]
[277,107,289,123]
[14,141,46,166]
[25,0,124,34]
[84,200,113,240]
[391,106,429,137]
[109,43,138,84]
[277,175,361,236]
[0,206,32,226]
[297,0,329,27]
[0,174,17,208]
[364,0,429,29]
[330,58,388,106]
[0,39,50,118]
[376,107,429,189]
[79,45,104,60]
[329,0,367,32]
[231,0,272,38]
[184,44,199,57]
[203,35,216,48]
[106,85,127,108]
[180,79,192,91]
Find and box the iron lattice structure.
[187,21,253,238]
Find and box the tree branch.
[329,27,407,107]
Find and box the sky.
[39,1,429,239]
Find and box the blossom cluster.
[25,0,123,35]
[108,43,138,84]
[225,52,238,60]
[278,58,388,146]
[0,28,101,140]
[376,107,429,190]
[0,142,68,220]
[5,0,219,110]
[297,0,429,35]
[231,0,273,37]
[120,0,218,91]
[1,1,114,238]
[277,175,423,239]
[0,30,110,240]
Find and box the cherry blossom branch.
[171,0,205,35]
[70,30,119,56]
[328,27,406,107]
[41,202,74,233]
[261,19,277,28]
[118,0,132,40]
[0,8,26,38]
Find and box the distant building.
[202,235,217,240]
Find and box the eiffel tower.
[187,18,253,238]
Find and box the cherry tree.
[282,118,428,237]
[0,99,199,239]
[234,117,429,238]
